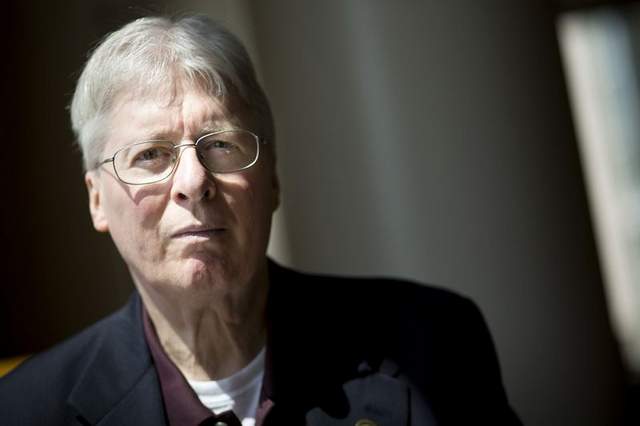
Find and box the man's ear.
[85,171,109,233]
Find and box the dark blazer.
[0,261,521,425]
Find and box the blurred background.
[1,0,639,424]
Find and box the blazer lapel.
[66,294,166,425]
[94,367,165,426]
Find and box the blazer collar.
[66,293,166,425]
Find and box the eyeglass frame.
[97,129,268,186]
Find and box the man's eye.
[135,148,170,162]
[211,140,237,150]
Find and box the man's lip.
[171,227,226,238]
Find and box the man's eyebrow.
[127,119,238,143]
[132,129,175,142]
[199,119,236,133]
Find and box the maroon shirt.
[142,308,274,426]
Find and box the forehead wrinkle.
[181,97,226,131]
[108,96,184,146]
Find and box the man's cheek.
[137,200,165,230]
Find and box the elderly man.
[0,15,520,426]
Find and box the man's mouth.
[172,226,226,239]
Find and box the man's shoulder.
[269,260,489,359]
[3,296,137,382]
[0,294,142,422]
[270,260,477,318]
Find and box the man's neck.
[137,269,269,381]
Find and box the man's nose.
[170,145,216,202]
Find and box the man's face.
[85,88,279,300]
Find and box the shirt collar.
[142,307,216,425]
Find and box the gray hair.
[70,14,274,170]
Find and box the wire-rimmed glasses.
[98,129,265,185]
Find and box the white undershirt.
[187,347,266,426]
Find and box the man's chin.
[176,258,232,289]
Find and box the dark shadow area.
[0,0,190,358]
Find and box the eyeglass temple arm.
[94,158,114,170]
